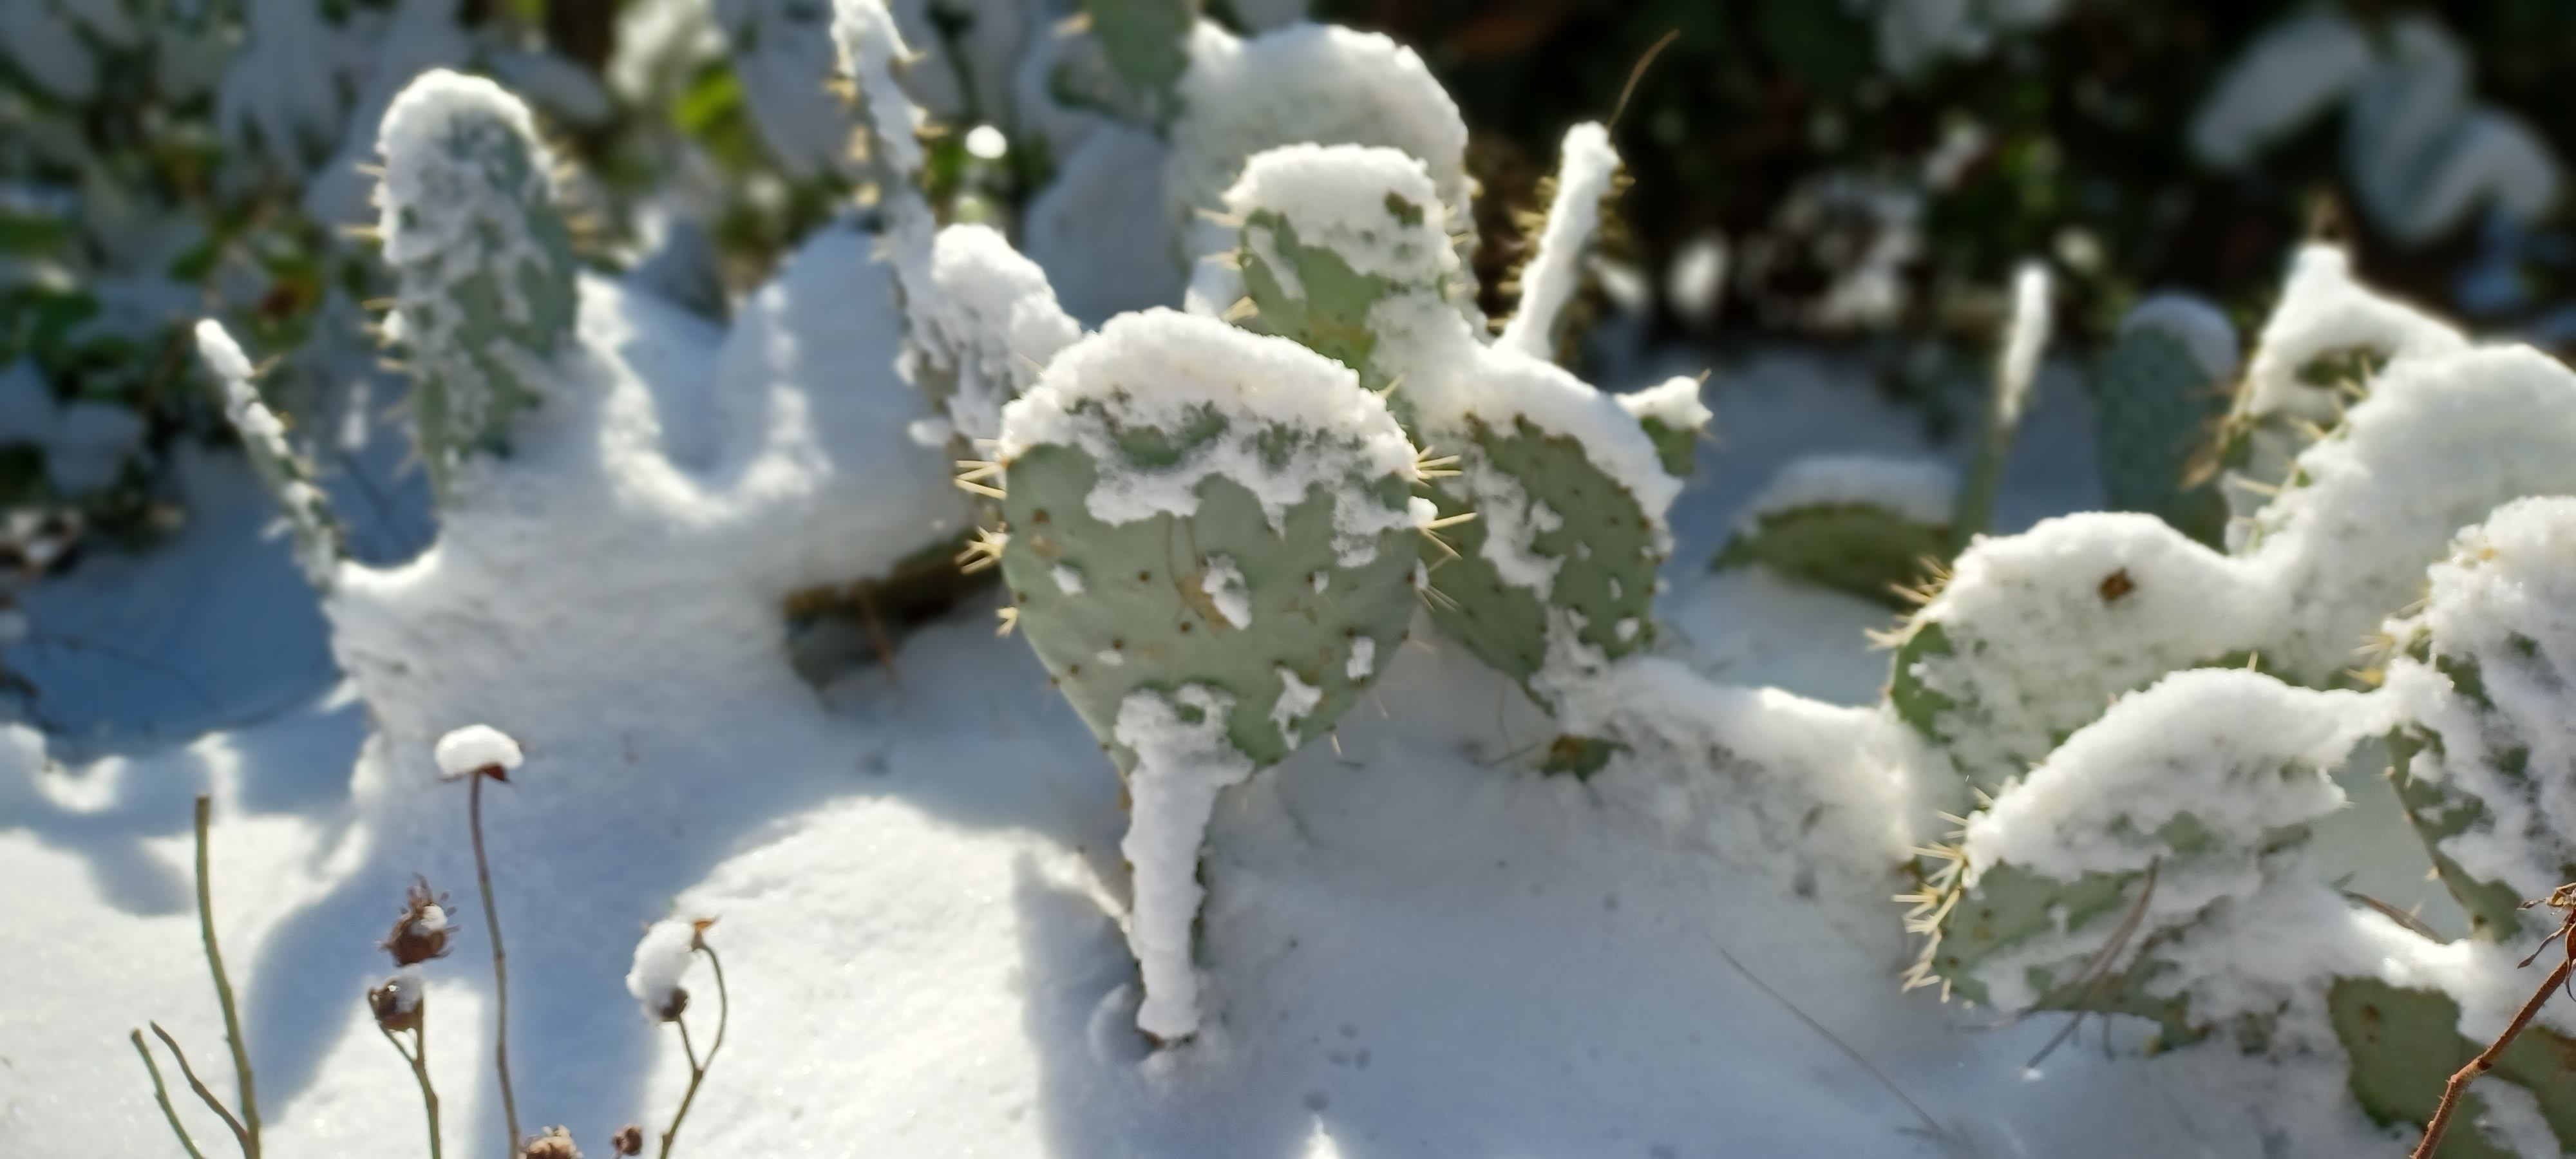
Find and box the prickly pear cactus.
[375,69,580,499]
[1211,144,1682,719]
[2381,497,2576,943]
[1714,455,1955,606]
[1079,0,1197,123]
[2092,296,2238,547]
[995,307,1424,1037]
[194,321,340,587]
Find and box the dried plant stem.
[131,1028,209,1159]
[467,772,523,1153]
[2412,953,2575,1159]
[377,998,442,1159]
[151,1022,250,1153]
[656,943,730,1159]
[192,796,260,1156]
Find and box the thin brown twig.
[1609,29,1680,131]
[131,1028,209,1159]
[192,796,260,1156]
[658,943,730,1159]
[1716,948,1941,1135]
[467,772,523,1153]
[151,1022,250,1152]
[2413,886,2576,1158]
[375,995,441,1159]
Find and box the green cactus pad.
[375,70,579,499]
[1079,0,1197,123]
[1717,502,1949,607]
[994,310,1421,771]
[1422,417,1660,684]
[1001,445,1416,768]
[2094,304,2236,547]
[1236,207,1406,395]
[2330,977,2576,1158]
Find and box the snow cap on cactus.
[1615,376,1712,479]
[626,918,699,1021]
[1174,23,1475,290]
[2381,496,2576,940]
[1496,121,1622,363]
[374,69,578,500]
[828,0,923,179]
[194,320,340,586]
[1716,454,1956,605]
[996,308,1421,766]
[903,225,1082,444]
[433,724,524,780]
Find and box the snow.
[625,918,698,1020]
[1344,636,1374,681]
[1736,453,1956,532]
[1615,374,1713,437]
[1994,260,2051,428]
[1496,122,1620,362]
[431,724,522,780]
[1115,684,1258,1039]
[997,309,1418,565]
[1199,555,1252,628]
[1051,564,1084,595]
[829,0,924,180]
[1267,666,1320,746]
[2239,244,2465,422]
[905,224,1082,442]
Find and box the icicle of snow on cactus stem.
[374,69,578,500]
[1496,122,1620,364]
[194,321,341,587]
[1117,684,1256,1039]
[433,724,524,779]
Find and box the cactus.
[374,70,580,500]
[2380,497,2576,943]
[1209,143,1686,731]
[2092,295,2238,547]
[193,321,341,587]
[994,308,1423,1037]
[1079,0,1197,124]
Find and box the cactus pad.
[2093,297,2237,547]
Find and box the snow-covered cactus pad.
[195,320,341,586]
[2382,497,2576,943]
[1894,249,2576,797]
[1212,144,1678,702]
[904,224,1083,444]
[995,308,1421,769]
[995,308,1421,1037]
[375,69,580,499]
[2092,295,2238,547]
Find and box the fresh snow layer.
[625,918,699,1018]
[998,309,1417,565]
[1116,685,1258,1039]
[1736,453,1957,532]
[1994,261,2052,428]
[431,723,522,779]
[907,223,1083,441]
[2240,244,2465,420]
[1495,122,1621,362]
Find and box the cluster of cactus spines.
[194,321,342,587]
[374,69,580,501]
[2382,496,2576,943]
[1211,142,1687,728]
[2091,295,2239,547]
[994,309,1424,1037]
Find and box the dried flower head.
[520,1125,581,1159]
[368,967,424,1034]
[609,1124,644,1155]
[383,875,452,966]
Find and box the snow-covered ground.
[5,343,2408,1158]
